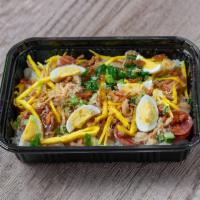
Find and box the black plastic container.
[0,37,200,163]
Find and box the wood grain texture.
[0,0,200,199]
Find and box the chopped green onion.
[164,132,175,143]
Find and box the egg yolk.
[139,101,156,124]
[70,109,94,129]
[142,58,159,70]
[123,83,144,95]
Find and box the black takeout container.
[0,37,200,163]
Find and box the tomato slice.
[170,111,193,139]
[114,131,134,146]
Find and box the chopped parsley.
[81,68,89,77]
[187,98,192,105]
[69,95,79,106]
[55,125,69,136]
[11,118,20,130]
[127,55,136,60]
[163,105,170,115]
[129,97,137,105]
[30,133,41,147]
[157,132,175,143]
[84,79,99,92]
[83,133,93,146]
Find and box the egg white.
[50,64,86,82]
[136,95,158,132]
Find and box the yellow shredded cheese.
[180,61,189,98]
[45,55,61,68]
[130,111,137,136]
[156,76,185,87]
[16,77,50,101]
[95,101,108,123]
[89,50,111,60]
[184,90,189,99]
[162,97,179,110]
[98,115,113,145]
[49,100,61,123]
[116,125,132,136]
[41,126,100,145]
[172,84,177,104]
[181,61,187,78]
[17,100,40,120]
[105,56,125,65]
[110,106,130,128]
[76,59,87,65]
[27,55,42,77]
[108,101,121,106]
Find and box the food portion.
[12,50,193,147]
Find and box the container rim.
[0,36,200,154]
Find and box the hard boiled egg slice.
[117,83,144,95]
[136,55,162,74]
[50,64,86,82]
[136,95,158,132]
[143,79,153,90]
[19,115,42,146]
[66,105,101,132]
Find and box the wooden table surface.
[1,0,200,199]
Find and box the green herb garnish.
[157,133,165,143]
[83,133,92,146]
[84,79,99,92]
[11,118,20,130]
[69,95,79,106]
[81,68,89,77]
[124,63,137,68]
[30,133,41,147]
[187,98,192,105]
[163,105,170,115]
[164,132,175,143]
[129,97,137,105]
[127,55,136,60]
[55,126,69,136]
[95,64,107,77]
[157,132,175,143]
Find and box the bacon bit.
[145,88,153,96]
[128,78,141,83]
[109,91,127,102]
[38,105,57,132]
[57,56,76,66]
[133,59,145,67]
[23,112,31,120]
[82,66,95,81]
[121,99,133,117]
[45,131,55,138]
[77,91,93,99]
[152,54,166,62]
[46,112,51,125]
[63,76,73,83]
[20,79,33,85]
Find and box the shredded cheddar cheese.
[110,106,130,128]
[41,126,100,145]
[49,100,61,123]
